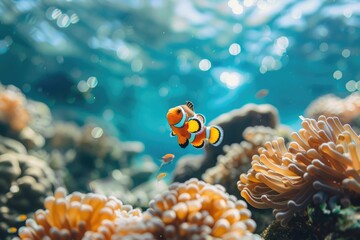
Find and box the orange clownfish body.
[166,101,223,148]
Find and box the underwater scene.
[0,0,360,239]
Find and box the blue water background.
[0,0,358,164]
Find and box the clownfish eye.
[176,109,181,114]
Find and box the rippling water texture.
[0,0,359,158]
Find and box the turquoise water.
[1,1,356,157]
[0,0,360,239]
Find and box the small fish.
[166,101,223,148]
[255,89,269,98]
[17,214,27,221]
[157,172,167,181]
[161,153,175,163]
[157,153,175,173]
[8,227,17,234]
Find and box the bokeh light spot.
[70,13,79,24]
[333,70,343,80]
[229,43,241,55]
[233,23,243,33]
[276,36,289,50]
[199,59,211,71]
[319,42,328,52]
[57,14,71,28]
[345,80,356,92]
[87,76,98,88]
[341,49,351,58]
[131,59,143,72]
[159,87,169,97]
[219,71,244,89]
[77,80,89,92]
[91,127,103,139]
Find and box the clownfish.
[166,101,223,148]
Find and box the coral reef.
[46,122,145,192]
[19,179,260,239]
[89,160,167,209]
[0,84,30,133]
[238,115,360,226]
[308,203,360,239]
[305,93,360,129]
[0,152,57,238]
[172,154,205,183]
[0,83,51,150]
[172,104,280,182]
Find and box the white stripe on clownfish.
[205,127,211,139]
[189,132,196,143]
[174,106,186,128]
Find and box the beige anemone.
[238,115,360,226]
[149,178,259,239]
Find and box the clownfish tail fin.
[206,126,223,147]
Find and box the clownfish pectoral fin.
[170,131,176,137]
[187,118,202,133]
[192,140,205,149]
[207,126,224,147]
[178,137,189,148]
[186,101,194,111]
[196,113,206,124]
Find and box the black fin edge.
[190,118,201,133]
[179,139,189,148]
[211,126,223,146]
[192,141,205,149]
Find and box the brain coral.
[0,152,57,237]
[238,115,360,226]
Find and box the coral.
[0,84,30,133]
[307,202,360,239]
[205,104,279,169]
[0,152,57,238]
[148,178,259,239]
[305,93,360,125]
[0,83,51,149]
[89,167,168,209]
[261,215,315,240]
[238,115,360,226]
[47,122,145,192]
[172,154,205,183]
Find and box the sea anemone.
[18,188,146,239]
[149,178,258,239]
[19,179,260,239]
[238,115,360,226]
[203,126,284,196]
